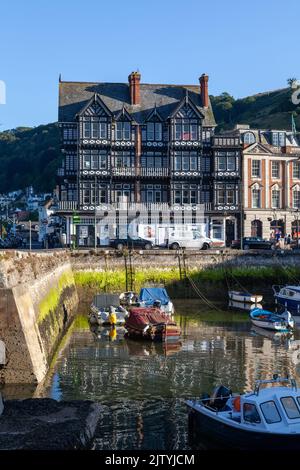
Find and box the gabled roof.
[76,93,112,118]
[58,80,216,126]
[168,90,205,120]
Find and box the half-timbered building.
[57,72,216,246]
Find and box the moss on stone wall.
[38,270,75,324]
[73,264,300,298]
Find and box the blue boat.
[273,285,300,315]
[138,287,174,315]
[249,307,294,331]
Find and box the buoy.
[233,395,241,412]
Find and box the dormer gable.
[169,91,204,120]
[77,93,112,118]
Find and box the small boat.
[273,285,300,315]
[249,307,294,331]
[119,291,138,306]
[228,290,263,304]
[138,287,175,315]
[89,293,129,326]
[187,375,300,450]
[124,307,180,342]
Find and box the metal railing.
[140,167,169,177]
[112,168,136,177]
[57,201,78,210]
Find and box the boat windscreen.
[260,401,282,424]
[280,397,300,419]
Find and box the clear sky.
[1,0,299,130]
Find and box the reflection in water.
[1,299,300,449]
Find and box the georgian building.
[230,125,300,239]
[57,72,216,246]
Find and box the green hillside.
[0,85,299,192]
[211,86,300,131]
[0,123,62,193]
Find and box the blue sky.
[0,0,299,130]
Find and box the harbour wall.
[1,248,300,384]
[0,251,78,384]
[71,249,300,302]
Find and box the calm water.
[3,300,300,449]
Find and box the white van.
[167,229,212,250]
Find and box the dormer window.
[147,122,162,141]
[243,132,256,145]
[83,117,108,139]
[174,119,198,141]
[116,121,131,140]
[272,132,285,147]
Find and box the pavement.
[0,398,104,449]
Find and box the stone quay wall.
[70,248,300,272]
[0,251,78,384]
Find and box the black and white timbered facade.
[57,72,243,246]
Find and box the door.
[225,219,235,247]
[251,220,262,238]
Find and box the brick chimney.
[128,71,141,105]
[199,73,209,108]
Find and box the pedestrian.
[287,234,291,249]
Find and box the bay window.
[116,121,131,140]
[146,122,162,141]
[174,119,199,141]
[174,151,198,171]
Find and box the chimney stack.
[128,71,141,105]
[199,73,209,108]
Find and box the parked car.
[110,237,154,250]
[231,237,273,250]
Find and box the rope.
[272,252,299,285]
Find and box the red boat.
[125,307,181,342]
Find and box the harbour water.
[2,299,300,449]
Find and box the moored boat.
[228,290,263,304]
[273,285,300,315]
[249,307,294,331]
[187,375,300,450]
[89,293,129,326]
[125,307,180,342]
[138,287,175,315]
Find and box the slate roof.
[58,81,216,127]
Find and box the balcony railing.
[140,167,169,177]
[57,201,78,211]
[112,168,136,177]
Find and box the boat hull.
[250,318,289,331]
[275,295,300,315]
[228,291,263,303]
[125,324,181,342]
[188,407,300,450]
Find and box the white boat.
[89,293,129,326]
[249,307,294,331]
[228,290,263,304]
[187,375,300,450]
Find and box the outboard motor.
[209,385,232,411]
